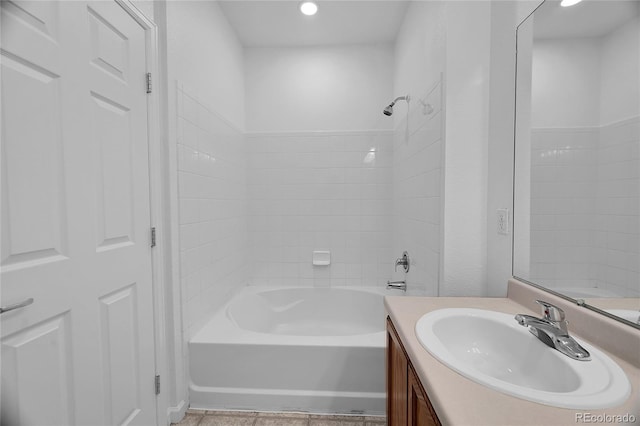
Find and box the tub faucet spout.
[387,280,406,292]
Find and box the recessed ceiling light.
[300,1,318,16]
[560,0,583,7]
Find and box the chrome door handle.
[0,298,34,314]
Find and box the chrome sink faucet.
[515,300,591,361]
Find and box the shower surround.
[176,84,398,336]
[176,83,248,338]
[246,131,394,288]
[529,116,640,297]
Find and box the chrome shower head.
[382,95,409,116]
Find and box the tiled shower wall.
[176,84,248,338]
[529,127,598,289]
[593,117,639,297]
[392,81,443,296]
[529,116,639,296]
[175,89,447,323]
[246,132,393,287]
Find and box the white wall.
[161,2,248,419]
[440,1,493,296]
[486,0,525,296]
[392,1,504,297]
[527,37,600,290]
[600,16,640,125]
[393,1,523,297]
[530,15,639,130]
[532,38,601,128]
[245,44,394,132]
[521,10,639,296]
[393,1,446,111]
[392,1,446,295]
[392,81,444,296]
[167,0,245,129]
[517,29,603,291]
[595,16,640,297]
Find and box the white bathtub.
[188,286,399,415]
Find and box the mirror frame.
[512,0,640,330]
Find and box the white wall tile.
[393,83,444,296]
[529,117,639,295]
[176,86,248,338]
[246,131,394,287]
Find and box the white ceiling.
[218,1,410,47]
[533,0,639,40]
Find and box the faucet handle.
[536,300,565,322]
[394,251,410,273]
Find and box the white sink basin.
[415,308,631,409]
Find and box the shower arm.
[389,95,410,106]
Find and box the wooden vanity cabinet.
[387,317,441,426]
[387,317,408,425]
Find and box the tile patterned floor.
[173,410,387,426]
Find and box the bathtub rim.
[190,285,401,347]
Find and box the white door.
[1,1,157,425]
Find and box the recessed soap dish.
[312,251,330,266]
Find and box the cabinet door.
[408,366,441,426]
[387,318,408,426]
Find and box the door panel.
[0,1,60,70]
[1,1,156,425]
[0,6,66,270]
[99,284,141,425]
[1,313,74,426]
[88,6,129,83]
[92,92,136,251]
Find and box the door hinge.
[151,227,156,248]
[155,375,160,395]
[146,72,152,94]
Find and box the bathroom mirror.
[513,0,639,327]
